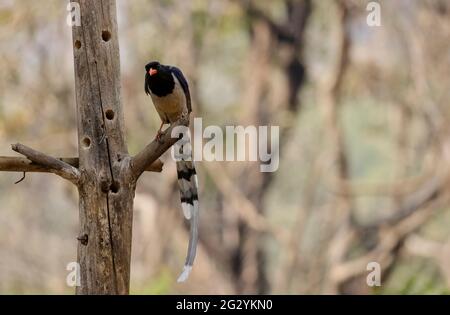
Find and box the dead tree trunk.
[0,0,188,294]
[71,0,133,294]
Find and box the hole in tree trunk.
[105,109,115,120]
[110,181,120,193]
[102,30,111,42]
[77,234,88,246]
[74,40,82,49]
[82,137,91,149]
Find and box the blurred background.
[1,0,450,294]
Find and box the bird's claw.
[155,131,164,143]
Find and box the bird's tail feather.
[176,147,199,283]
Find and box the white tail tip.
[181,203,192,220]
[177,265,192,283]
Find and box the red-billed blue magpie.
[144,61,199,282]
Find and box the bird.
[144,61,199,282]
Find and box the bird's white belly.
[150,77,187,123]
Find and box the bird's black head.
[145,61,175,97]
[145,61,160,74]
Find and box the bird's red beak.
[149,68,158,76]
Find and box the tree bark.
[71,0,132,294]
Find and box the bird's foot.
[155,130,165,143]
[155,121,166,143]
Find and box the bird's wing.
[171,66,192,113]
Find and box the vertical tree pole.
[71,0,130,294]
[0,0,188,294]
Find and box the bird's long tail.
[175,145,199,283]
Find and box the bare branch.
[355,174,445,229]
[130,116,189,179]
[0,156,163,173]
[241,0,311,46]
[0,156,78,173]
[11,143,81,184]
[329,197,440,284]
[203,161,289,243]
